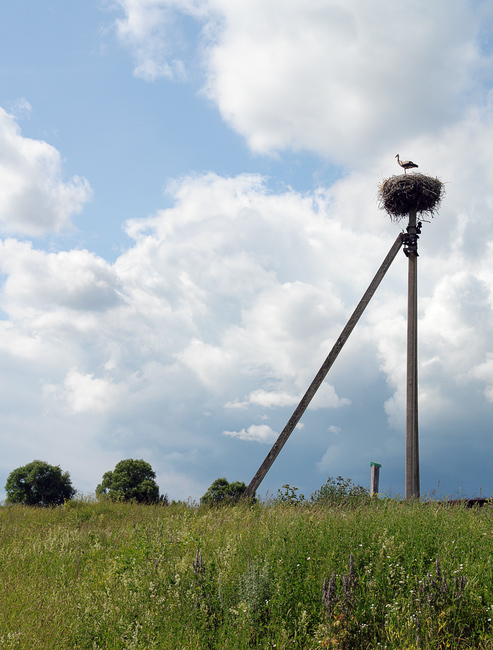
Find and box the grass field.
[1,493,493,649]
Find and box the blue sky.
[1,0,493,502]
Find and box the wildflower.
[322,573,337,613]
[349,554,356,586]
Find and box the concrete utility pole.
[370,461,381,497]
[378,169,443,500]
[243,233,404,499]
[403,208,420,499]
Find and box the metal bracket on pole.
[243,233,404,499]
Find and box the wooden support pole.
[243,233,404,499]
[405,207,420,500]
[370,462,381,497]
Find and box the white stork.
[395,154,418,174]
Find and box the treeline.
[3,458,369,507]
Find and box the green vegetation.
[1,491,493,649]
[4,460,75,506]
[277,475,369,506]
[200,477,248,506]
[95,458,164,504]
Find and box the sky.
[1,0,493,502]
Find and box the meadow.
[1,490,493,649]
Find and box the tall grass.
[1,496,493,649]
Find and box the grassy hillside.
[1,496,493,649]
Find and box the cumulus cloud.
[0,240,123,316]
[0,142,491,505]
[2,161,493,499]
[0,171,393,497]
[111,0,493,162]
[44,368,123,415]
[225,384,350,410]
[223,424,277,443]
[0,108,92,236]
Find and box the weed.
[1,498,493,648]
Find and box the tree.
[5,460,76,506]
[200,477,248,506]
[96,459,163,503]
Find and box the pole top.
[370,462,382,468]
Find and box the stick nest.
[378,173,444,222]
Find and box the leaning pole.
[243,233,404,499]
[379,171,444,500]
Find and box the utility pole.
[403,208,420,499]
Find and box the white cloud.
[2,163,493,498]
[0,109,92,236]
[225,384,350,410]
[0,171,385,497]
[44,368,123,415]
[223,424,277,443]
[111,0,493,163]
[113,0,206,80]
[0,240,123,316]
[8,98,32,120]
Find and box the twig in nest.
[378,173,444,222]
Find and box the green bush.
[276,484,306,505]
[5,460,76,506]
[200,477,248,506]
[96,458,165,504]
[310,475,369,506]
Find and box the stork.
[395,154,418,174]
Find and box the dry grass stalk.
[378,173,444,222]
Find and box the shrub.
[276,484,306,505]
[311,475,369,506]
[5,460,76,506]
[96,458,165,504]
[200,477,248,506]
